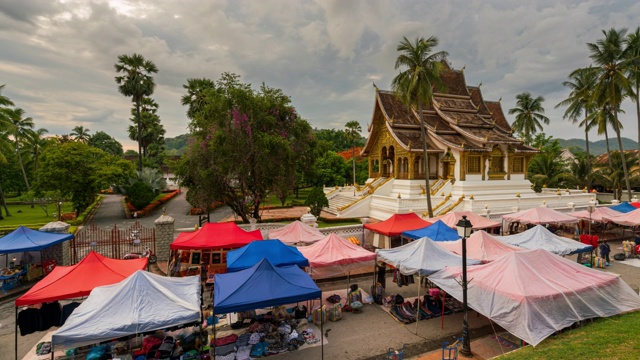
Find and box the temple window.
[512,156,524,173]
[467,155,481,174]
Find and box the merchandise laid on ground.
[381,290,465,325]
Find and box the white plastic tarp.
[428,249,640,346]
[495,225,592,256]
[376,237,481,276]
[436,230,522,262]
[52,271,201,350]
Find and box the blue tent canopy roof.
[611,202,636,213]
[226,239,309,272]
[402,220,460,241]
[213,258,321,314]
[0,226,74,254]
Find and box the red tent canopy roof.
[170,222,263,250]
[364,213,432,236]
[16,251,147,306]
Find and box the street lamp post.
[57,201,62,221]
[456,215,473,358]
[587,198,596,235]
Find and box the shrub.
[127,181,156,210]
[305,186,329,217]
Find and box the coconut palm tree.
[508,92,550,145]
[593,151,640,200]
[391,36,448,217]
[8,107,34,192]
[345,120,362,194]
[0,84,15,163]
[182,78,216,122]
[114,53,158,171]
[70,125,90,143]
[625,27,640,168]
[587,28,634,200]
[556,69,597,186]
[25,128,49,184]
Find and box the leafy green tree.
[24,128,50,185]
[114,53,158,171]
[36,142,134,213]
[178,73,315,222]
[0,85,15,218]
[314,150,349,187]
[508,92,550,145]
[7,107,34,192]
[124,149,138,157]
[593,151,640,200]
[305,186,328,217]
[88,131,124,157]
[127,181,156,210]
[527,134,569,191]
[70,125,91,143]
[391,36,448,217]
[565,152,596,190]
[345,120,362,190]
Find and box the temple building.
[325,62,593,220]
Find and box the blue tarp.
[226,239,309,272]
[377,236,482,276]
[610,202,636,213]
[214,258,321,314]
[0,226,74,254]
[402,220,460,241]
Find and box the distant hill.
[164,134,191,155]
[557,137,639,156]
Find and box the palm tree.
[181,78,216,122]
[587,104,621,168]
[25,128,49,184]
[70,125,90,143]
[588,28,634,200]
[0,85,15,218]
[556,69,597,188]
[625,27,640,168]
[8,107,34,192]
[114,53,158,171]
[391,36,448,217]
[508,92,550,145]
[593,151,640,200]
[345,120,362,194]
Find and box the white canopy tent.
[52,271,201,350]
[495,225,592,256]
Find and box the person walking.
[599,241,611,265]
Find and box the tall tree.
[70,125,90,143]
[25,128,49,185]
[114,53,158,171]
[391,36,448,217]
[181,78,216,121]
[625,27,640,168]
[587,28,634,200]
[0,85,15,218]
[508,92,550,145]
[345,120,362,193]
[8,107,34,192]
[88,131,124,157]
[556,69,597,188]
[128,96,165,167]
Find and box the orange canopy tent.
[364,213,431,249]
[170,222,263,250]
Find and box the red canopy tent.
[364,213,431,249]
[170,222,263,250]
[16,251,147,306]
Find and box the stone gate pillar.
[155,213,175,261]
[39,221,72,265]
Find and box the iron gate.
[71,221,156,263]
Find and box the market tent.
[402,220,460,241]
[567,207,622,222]
[428,249,640,346]
[16,251,147,306]
[436,230,522,262]
[602,208,640,226]
[226,239,309,272]
[429,211,501,230]
[213,258,321,314]
[52,271,200,350]
[610,202,637,213]
[376,237,482,276]
[631,202,640,208]
[364,213,432,248]
[495,225,592,256]
[170,222,263,250]
[298,233,376,279]
[0,226,73,254]
[267,220,325,245]
[502,207,579,225]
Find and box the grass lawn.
[0,202,73,227]
[262,188,312,207]
[317,220,361,228]
[499,311,640,359]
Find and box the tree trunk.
[0,183,11,218]
[136,100,143,172]
[584,114,591,191]
[16,145,30,192]
[604,126,613,168]
[613,109,633,201]
[636,84,640,170]
[418,101,433,217]
[352,145,356,196]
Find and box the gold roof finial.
[372,81,379,90]
[498,96,502,103]
[478,81,482,88]
[461,65,466,72]
[461,142,465,148]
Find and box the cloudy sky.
[1,0,639,150]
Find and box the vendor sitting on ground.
[347,284,363,312]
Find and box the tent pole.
[415,275,420,335]
[441,290,445,329]
[320,296,324,360]
[15,306,18,360]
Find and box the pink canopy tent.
[602,208,640,226]
[298,233,376,279]
[567,206,621,222]
[502,207,579,225]
[429,211,501,230]
[268,220,325,245]
[428,248,640,346]
[436,230,522,262]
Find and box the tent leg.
[415,275,420,335]
[320,296,324,360]
[15,306,18,360]
[441,290,446,329]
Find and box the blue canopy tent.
[402,220,460,242]
[611,202,636,213]
[226,239,309,272]
[0,226,73,254]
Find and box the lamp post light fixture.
[456,215,473,358]
[587,199,597,236]
[57,201,62,221]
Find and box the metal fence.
[71,221,156,263]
